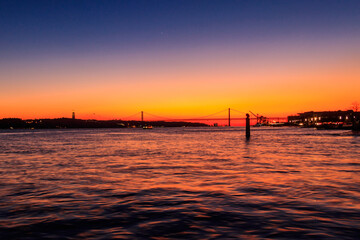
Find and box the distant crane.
[249,111,268,125]
[249,111,259,124]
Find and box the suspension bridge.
[120,108,287,126]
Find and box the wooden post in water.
[246,113,250,139]
[228,108,231,127]
[141,111,144,122]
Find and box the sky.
[0,0,359,120]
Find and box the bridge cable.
[143,112,176,121]
[230,108,247,114]
[121,112,142,120]
[196,109,229,119]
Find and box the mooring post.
[141,111,144,122]
[228,108,231,127]
[246,113,250,139]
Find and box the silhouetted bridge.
[121,108,287,126]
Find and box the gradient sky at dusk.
[1,0,359,120]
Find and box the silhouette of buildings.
[288,110,360,128]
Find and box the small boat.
[316,122,341,130]
[269,122,285,127]
[253,123,266,127]
[316,122,352,130]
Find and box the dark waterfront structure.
[288,110,360,129]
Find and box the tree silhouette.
[352,102,359,112]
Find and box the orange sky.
[1,1,360,121]
[1,40,359,120]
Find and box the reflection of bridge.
[121,108,287,126]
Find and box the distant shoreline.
[0,118,208,129]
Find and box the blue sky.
[1,0,359,59]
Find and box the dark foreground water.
[0,127,359,239]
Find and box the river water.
[0,127,359,239]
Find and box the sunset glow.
[1,1,359,120]
[1,1,360,238]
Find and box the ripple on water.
[2,188,360,239]
[0,128,359,239]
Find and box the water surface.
[0,127,359,239]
